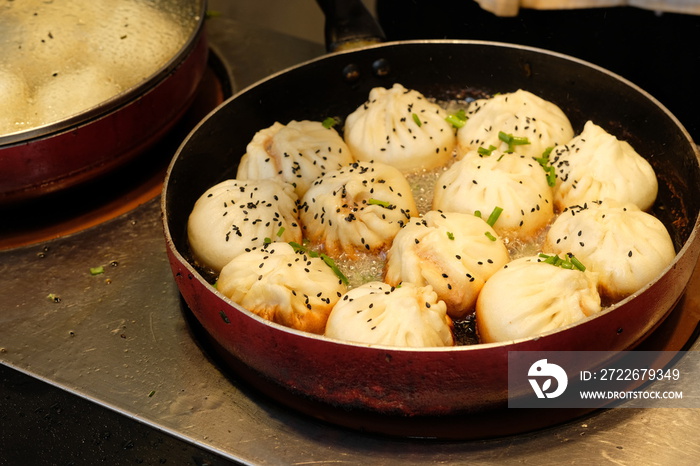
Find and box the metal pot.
[162,40,700,438]
[0,0,208,204]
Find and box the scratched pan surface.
[162,40,700,438]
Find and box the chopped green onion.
[412,113,422,127]
[568,254,586,272]
[148,390,156,398]
[90,266,105,275]
[535,147,557,187]
[263,237,272,244]
[539,253,558,265]
[477,145,497,156]
[484,231,497,241]
[474,210,482,218]
[534,147,553,166]
[289,242,347,282]
[545,167,557,187]
[498,131,530,153]
[322,117,339,129]
[321,253,349,285]
[368,198,393,208]
[289,241,305,253]
[289,241,319,257]
[538,253,586,271]
[445,109,468,128]
[447,231,455,240]
[486,206,503,227]
[276,226,285,237]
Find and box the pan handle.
[315,0,386,52]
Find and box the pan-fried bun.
[299,161,418,258]
[217,242,347,334]
[432,149,554,241]
[237,120,355,198]
[385,210,510,319]
[476,256,601,343]
[457,89,574,159]
[344,83,456,173]
[551,121,658,212]
[543,199,675,301]
[187,178,302,272]
[325,281,454,347]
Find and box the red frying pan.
[162,38,700,438]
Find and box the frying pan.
[162,32,700,438]
[0,0,208,204]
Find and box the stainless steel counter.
[2,2,700,464]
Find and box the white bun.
[543,199,675,301]
[432,149,554,241]
[552,121,658,211]
[217,242,347,334]
[187,178,302,272]
[476,256,601,343]
[344,83,456,173]
[457,89,574,159]
[385,210,510,319]
[299,161,418,258]
[325,281,454,347]
[237,120,354,198]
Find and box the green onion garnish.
[276,226,285,237]
[568,253,587,272]
[368,198,393,208]
[90,266,105,275]
[445,109,468,128]
[474,210,482,218]
[486,206,503,227]
[484,231,497,241]
[322,117,339,129]
[498,131,530,153]
[289,241,306,253]
[263,237,272,244]
[535,147,557,187]
[539,253,558,265]
[412,113,422,127]
[534,147,553,165]
[477,145,497,156]
[538,253,586,271]
[321,253,349,285]
[289,241,318,257]
[447,231,455,240]
[289,242,348,283]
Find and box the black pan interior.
[165,41,700,257]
